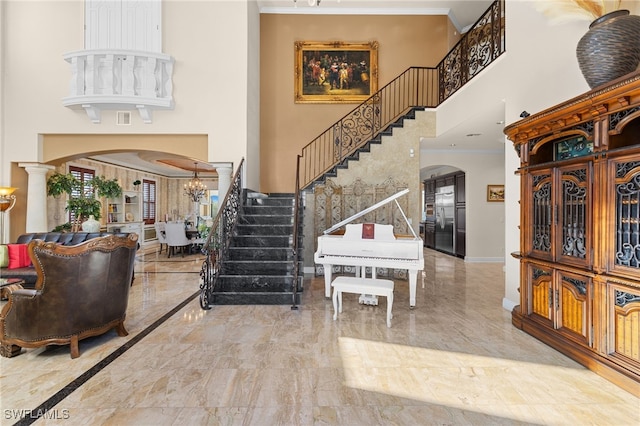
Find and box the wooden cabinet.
[506,72,640,396]
[525,163,593,268]
[524,261,592,346]
[106,190,143,240]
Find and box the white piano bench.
[331,276,394,328]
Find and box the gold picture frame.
[294,41,378,104]
[487,184,505,202]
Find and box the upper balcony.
[62,49,174,124]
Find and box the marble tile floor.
[0,245,638,425]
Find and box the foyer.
[1,245,637,425]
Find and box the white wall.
[0,0,6,186]
[421,150,505,262]
[246,0,261,190]
[2,0,637,310]
[502,0,593,310]
[0,0,251,182]
[427,0,608,310]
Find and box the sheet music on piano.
[314,188,424,308]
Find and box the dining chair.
[154,222,168,254]
[164,222,191,258]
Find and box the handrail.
[199,158,245,310]
[291,155,302,309]
[198,1,505,309]
[437,0,506,102]
[291,0,504,283]
[296,66,438,190]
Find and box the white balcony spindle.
[62,49,174,124]
[122,54,135,96]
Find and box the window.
[69,166,95,224]
[142,179,156,224]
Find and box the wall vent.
[116,111,131,125]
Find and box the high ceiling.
[257,0,494,32]
[93,0,501,178]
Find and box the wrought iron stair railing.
[199,158,244,310]
[291,0,505,291]
[198,1,505,308]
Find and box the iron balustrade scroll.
[561,169,588,259]
[532,174,552,253]
[291,1,503,310]
[199,158,244,310]
[439,0,505,102]
[297,67,438,190]
[615,161,640,268]
[295,0,505,192]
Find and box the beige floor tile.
[1,246,638,426]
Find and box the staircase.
[210,108,422,305]
[210,192,303,305]
[200,1,505,309]
[314,107,426,186]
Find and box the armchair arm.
[1,289,38,316]
[8,289,38,298]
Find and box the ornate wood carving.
[507,71,640,396]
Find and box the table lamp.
[0,187,17,244]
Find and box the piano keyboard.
[315,254,422,265]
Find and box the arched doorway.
[35,133,216,239]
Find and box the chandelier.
[184,163,207,202]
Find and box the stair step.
[211,291,301,305]
[246,197,293,207]
[307,108,420,191]
[235,224,293,236]
[221,260,301,275]
[215,274,301,291]
[207,191,302,306]
[228,247,293,261]
[242,206,293,215]
[238,215,293,225]
[232,235,292,247]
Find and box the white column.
[19,163,55,232]
[216,166,233,202]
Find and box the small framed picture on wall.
[487,184,504,202]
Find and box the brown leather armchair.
[0,234,138,358]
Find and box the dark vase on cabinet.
[505,71,640,397]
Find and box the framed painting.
[487,184,505,202]
[294,41,378,104]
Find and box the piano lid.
[322,188,417,238]
[343,223,396,241]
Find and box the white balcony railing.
[62,49,174,124]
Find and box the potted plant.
[47,172,123,231]
[66,196,102,223]
[91,175,123,199]
[46,173,79,198]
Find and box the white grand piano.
[314,189,424,308]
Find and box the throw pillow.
[0,245,8,268]
[7,244,31,269]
